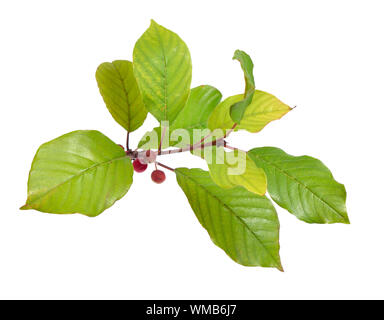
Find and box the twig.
[154,138,225,156]
[134,125,238,159]
[190,131,213,149]
[224,143,247,153]
[189,123,237,151]
[224,123,237,139]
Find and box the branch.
[190,131,213,150]
[154,138,225,156]
[134,125,238,160]
[189,123,237,150]
[224,123,237,138]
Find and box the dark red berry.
[151,170,166,184]
[133,158,148,173]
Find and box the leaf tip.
[232,49,241,60]
[19,204,29,210]
[150,19,159,27]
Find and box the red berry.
[117,144,125,150]
[133,158,148,173]
[151,170,166,184]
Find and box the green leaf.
[196,146,267,196]
[96,60,147,132]
[230,92,254,124]
[229,50,256,123]
[208,90,291,133]
[138,126,164,150]
[21,130,133,217]
[138,85,221,149]
[133,20,192,124]
[176,168,282,270]
[248,147,349,224]
[208,94,242,130]
[233,50,255,94]
[171,85,222,132]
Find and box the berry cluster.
[120,145,166,184]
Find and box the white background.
[1,0,383,299]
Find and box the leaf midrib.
[251,153,346,221]
[111,62,131,132]
[176,169,281,268]
[243,105,291,119]
[25,155,128,207]
[153,23,168,120]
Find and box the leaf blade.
[96,60,147,132]
[176,168,282,270]
[248,147,349,224]
[199,146,267,196]
[208,94,243,130]
[208,90,291,133]
[233,49,255,94]
[171,85,222,131]
[21,130,133,217]
[133,20,192,124]
[229,50,256,123]
[138,85,221,149]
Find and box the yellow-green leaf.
[197,146,267,195]
[96,60,147,132]
[21,130,133,217]
[133,20,192,124]
[208,90,292,133]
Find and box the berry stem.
[156,161,175,172]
